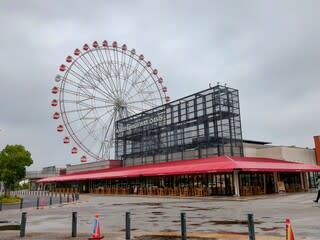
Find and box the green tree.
[0,145,33,196]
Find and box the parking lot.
[0,192,319,239]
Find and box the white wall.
[281,147,316,164]
[243,143,317,165]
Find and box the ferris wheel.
[51,40,170,162]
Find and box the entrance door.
[265,173,275,194]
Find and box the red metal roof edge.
[37,156,320,183]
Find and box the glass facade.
[116,85,243,166]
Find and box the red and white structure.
[51,40,170,162]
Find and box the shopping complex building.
[38,85,320,196]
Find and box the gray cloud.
[0,0,319,169]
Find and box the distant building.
[37,86,320,196]
[26,166,64,190]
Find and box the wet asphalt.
[0,192,319,239]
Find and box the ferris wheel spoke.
[127,97,162,105]
[126,81,156,103]
[72,61,116,101]
[94,50,120,96]
[63,88,112,104]
[102,49,121,93]
[121,57,140,98]
[77,53,118,99]
[125,71,153,99]
[113,51,122,94]
[109,49,122,95]
[98,112,116,158]
[84,71,117,99]
[130,66,148,87]
[67,67,101,92]
[126,108,140,115]
[126,104,149,112]
[71,118,98,137]
[119,59,133,97]
[63,98,114,107]
[62,105,111,114]
[86,50,115,93]
[119,51,131,92]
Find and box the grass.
[0,195,21,204]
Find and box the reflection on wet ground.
[0,225,20,231]
[0,193,318,239]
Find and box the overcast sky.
[0,1,319,170]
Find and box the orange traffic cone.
[285,218,295,240]
[88,214,104,240]
[40,198,45,209]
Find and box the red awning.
[37,156,320,183]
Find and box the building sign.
[277,181,286,193]
[116,113,165,133]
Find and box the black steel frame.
[115,84,243,166]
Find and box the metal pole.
[20,198,24,209]
[181,212,187,240]
[248,214,256,240]
[50,196,52,206]
[125,211,131,240]
[59,194,62,204]
[72,212,77,237]
[36,197,40,209]
[0,201,2,211]
[20,212,27,237]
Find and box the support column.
[233,170,240,197]
[300,172,306,191]
[263,174,266,194]
[273,172,279,193]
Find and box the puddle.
[120,228,138,232]
[112,202,162,207]
[260,227,282,231]
[135,237,216,240]
[151,212,164,215]
[217,231,248,235]
[209,220,263,225]
[0,225,20,231]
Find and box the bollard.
[59,194,62,204]
[50,196,53,206]
[125,212,131,240]
[247,214,256,240]
[0,201,2,211]
[36,197,40,209]
[20,198,24,209]
[181,212,187,240]
[72,212,77,237]
[72,193,75,202]
[20,212,27,237]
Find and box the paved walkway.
[0,192,319,239]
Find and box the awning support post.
[233,170,240,197]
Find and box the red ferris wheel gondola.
[71,147,78,154]
[80,155,87,163]
[51,86,59,94]
[53,112,60,119]
[57,125,64,132]
[63,136,70,144]
[51,99,58,107]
